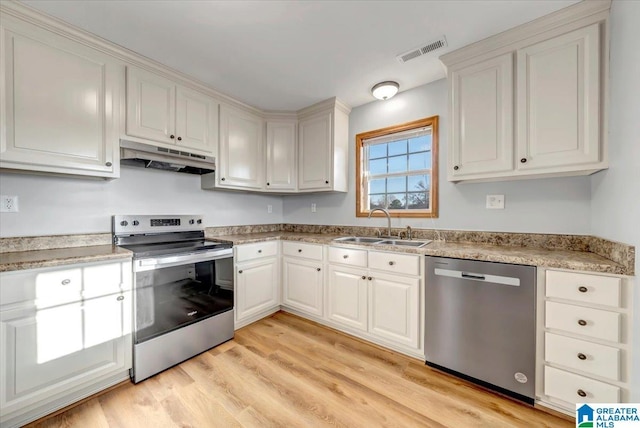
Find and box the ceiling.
[22,0,579,111]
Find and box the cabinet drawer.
[0,261,129,308]
[368,251,420,276]
[235,241,278,262]
[328,247,367,268]
[545,332,620,381]
[546,270,621,308]
[282,241,323,261]
[544,366,620,404]
[545,301,621,343]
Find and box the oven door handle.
[135,249,232,271]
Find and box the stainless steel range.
[113,215,234,383]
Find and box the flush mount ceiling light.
[371,81,399,100]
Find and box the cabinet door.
[126,66,176,144]
[368,273,419,349]
[282,258,323,317]
[0,295,131,417]
[449,53,513,178]
[235,258,279,322]
[265,121,297,191]
[176,86,218,154]
[1,20,121,178]
[327,266,367,331]
[218,105,264,189]
[298,112,332,190]
[516,24,600,170]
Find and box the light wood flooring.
[29,312,573,428]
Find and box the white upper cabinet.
[297,99,350,192]
[265,120,297,192]
[450,53,514,178]
[516,24,601,171]
[126,66,218,155]
[441,1,609,182]
[0,14,122,178]
[217,104,264,190]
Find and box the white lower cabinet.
[326,247,423,356]
[0,259,133,428]
[537,268,633,416]
[327,266,368,331]
[235,258,279,323]
[282,257,324,317]
[369,273,420,349]
[234,242,280,327]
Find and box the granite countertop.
[0,231,627,275]
[0,245,132,273]
[212,232,627,275]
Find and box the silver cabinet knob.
[298,249,302,253]
[316,268,321,272]
[367,276,372,281]
[61,279,71,285]
[577,389,587,397]
[105,162,112,167]
[577,353,587,360]
[238,270,243,274]
[578,319,587,326]
[117,295,124,301]
[361,275,366,280]
[343,254,349,259]
[578,286,588,293]
[258,249,262,253]
[388,261,395,266]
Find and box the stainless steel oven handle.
[138,249,232,268]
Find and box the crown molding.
[440,0,611,67]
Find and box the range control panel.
[113,215,203,235]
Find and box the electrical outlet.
[267,204,273,214]
[486,194,505,209]
[311,203,317,213]
[0,195,19,213]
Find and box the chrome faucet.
[368,208,392,238]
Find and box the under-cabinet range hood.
[120,140,215,174]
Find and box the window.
[356,116,438,218]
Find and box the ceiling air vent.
[397,36,448,64]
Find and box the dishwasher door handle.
[462,273,485,280]
[434,268,521,286]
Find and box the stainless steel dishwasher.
[425,256,536,404]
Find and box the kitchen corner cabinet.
[297,100,349,192]
[443,13,608,182]
[0,259,132,428]
[216,105,264,190]
[265,120,297,192]
[0,14,122,179]
[234,242,280,327]
[126,66,218,154]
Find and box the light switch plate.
[486,194,505,209]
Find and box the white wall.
[284,79,592,234]
[590,0,640,401]
[0,166,283,237]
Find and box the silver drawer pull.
[578,319,587,326]
[388,261,395,266]
[578,286,588,293]
[343,254,349,259]
[577,389,587,397]
[117,295,124,301]
[61,279,71,285]
[577,353,587,360]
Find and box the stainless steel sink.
[377,239,431,248]
[332,236,431,247]
[333,236,383,244]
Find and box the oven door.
[132,249,233,344]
